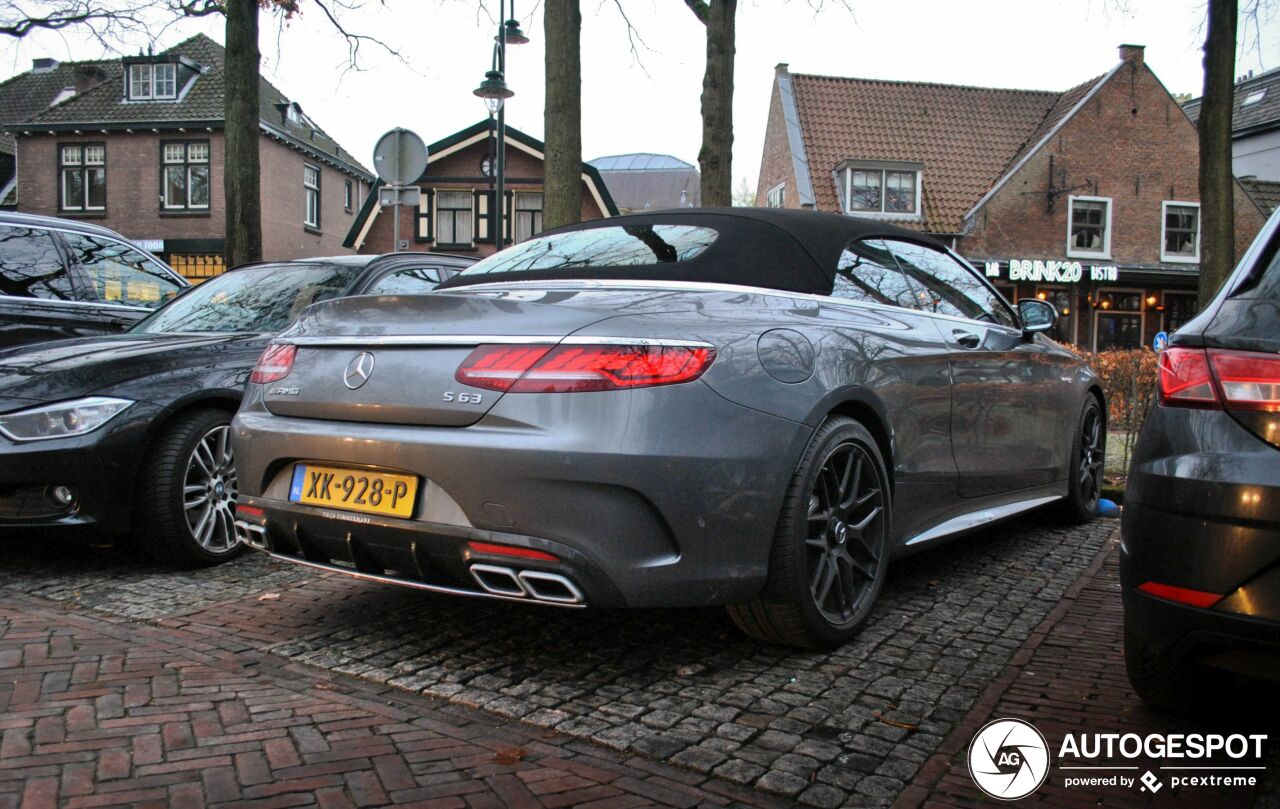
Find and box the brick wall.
[755,71,799,208]
[962,57,1267,266]
[356,137,607,256]
[258,136,366,261]
[16,131,226,243]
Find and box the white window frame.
[1066,195,1113,260]
[162,141,210,210]
[842,165,922,220]
[344,180,353,211]
[1090,287,1144,352]
[1160,200,1201,264]
[766,183,785,208]
[514,191,543,243]
[303,164,320,229]
[59,143,106,212]
[128,63,178,101]
[435,188,475,248]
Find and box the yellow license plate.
[289,464,418,518]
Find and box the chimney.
[775,62,789,76]
[1119,44,1145,65]
[31,58,58,73]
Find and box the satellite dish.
[372,128,428,186]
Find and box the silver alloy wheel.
[183,424,239,552]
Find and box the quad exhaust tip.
[469,564,584,605]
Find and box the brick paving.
[0,590,791,809]
[1,515,1115,807]
[897,534,1279,809]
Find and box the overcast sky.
[4,1,1277,191]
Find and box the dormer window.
[128,62,177,101]
[837,161,922,219]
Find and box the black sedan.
[1122,208,1280,708]
[0,252,472,565]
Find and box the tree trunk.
[1197,0,1237,306]
[543,0,582,229]
[224,0,263,268]
[697,0,735,207]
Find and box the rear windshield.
[456,225,718,278]
[131,263,360,334]
[1248,241,1280,300]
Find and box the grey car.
[231,209,1103,647]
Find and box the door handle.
[953,330,981,349]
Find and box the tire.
[134,408,245,567]
[728,417,891,648]
[1058,395,1105,524]
[1124,615,1221,713]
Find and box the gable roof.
[591,153,700,211]
[344,119,619,250]
[1241,177,1280,216]
[12,34,370,179]
[1184,66,1280,135]
[0,58,118,155]
[787,72,1061,233]
[590,153,693,171]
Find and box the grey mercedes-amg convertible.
[230,209,1103,648]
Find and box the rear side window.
[458,225,718,277]
[884,239,1017,328]
[0,225,78,301]
[365,266,443,295]
[1247,241,1280,300]
[62,232,183,309]
[832,239,919,309]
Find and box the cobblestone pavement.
[1,514,1114,807]
[898,536,1280,809]
[0,590,791,809]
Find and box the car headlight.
[0,397,135,442]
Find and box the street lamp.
[472,0,527,250]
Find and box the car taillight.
[456,343,716,393]
[1208,349,1280,412]
[1158,347,1280,412]
[1157,347,1216,407]
[249,343,296,384]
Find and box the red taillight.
[1158,347,1217,407]
[455,345,553,391]
[1158,347,1280,412]
[249,343,296,384]
[456,343,716,393]
[467,541,559,562]
[1208,349,1280,413]
[1138,581,1224,609]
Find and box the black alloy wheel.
[728,417,891,648]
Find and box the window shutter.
[474,190,494,243]
[504,190,514,244]
[415,188,434,243]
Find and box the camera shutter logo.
[968,718,1050,800]
[343,352,376,390]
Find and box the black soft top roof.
[437,208,946,295]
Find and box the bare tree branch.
[683,0,709,25]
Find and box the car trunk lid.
[262,291,619,427]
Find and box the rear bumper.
[1120,405,1280,669]
[231,381,811,608]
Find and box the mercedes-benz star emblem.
[343,352,376,390]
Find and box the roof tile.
[789,73,1069,233]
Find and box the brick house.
[346,119,617,256]
[756,45,1270,351]
[6,34,373,278]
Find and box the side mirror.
[1018,298,1057,336]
